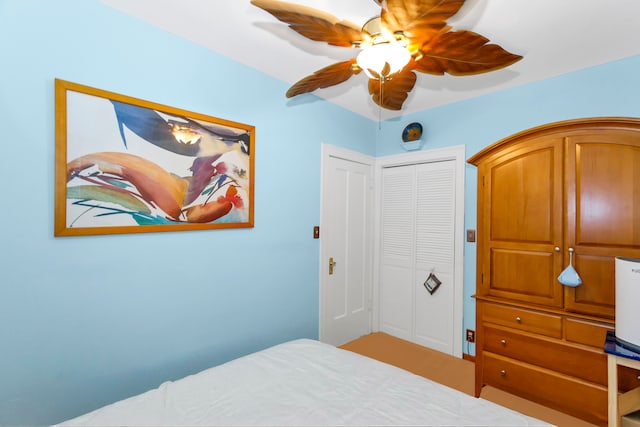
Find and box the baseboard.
[463,353,476,363]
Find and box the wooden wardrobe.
[468,117,640,425]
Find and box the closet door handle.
[554,246,561,252]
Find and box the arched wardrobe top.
[467,116,640,166]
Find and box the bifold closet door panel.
[380,166,416,340]
[413,161,456,353]
[380,161,457,354]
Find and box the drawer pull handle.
[500,370,506,377]
[500,339,507,346]
[515,316,522,323]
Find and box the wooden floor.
[340,332,600,427]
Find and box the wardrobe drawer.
[564,317,613,348]
[481,302,562,338]
[484,325,607,385]
[483,352,607,425]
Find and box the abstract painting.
[55,79,254,236]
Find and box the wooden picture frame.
[55,79,254,236]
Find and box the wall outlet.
[466,329,475,343]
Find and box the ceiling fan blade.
[368,69,417,110]
[286,59,362,98]
[251,0,366,47]
[411,30,523,75]
[382,0,465,44]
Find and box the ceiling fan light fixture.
[356,41,411,79]
[250,0,523,111]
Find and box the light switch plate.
[466,229,476,242]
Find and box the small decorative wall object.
[55,79,255,236]
[423,272,442,295]
[400,122,424,151]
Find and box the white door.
[319,145,374,346]
[376,146,464,357]
[414,160,456,351]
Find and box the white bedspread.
[58,339,553,426]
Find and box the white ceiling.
[101,0,640,121]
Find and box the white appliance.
[616,257,640,352]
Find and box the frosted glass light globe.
[356,42,411,79]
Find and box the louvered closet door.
[380,160,456,354]
[380,166,415,340]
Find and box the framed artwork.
[423,272,442,295]
[55,79,254,236]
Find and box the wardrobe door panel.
[572,140,640,245]
[489,148,556,243]
[566,254,615,316]
[490,249,556,304]
[478,137,563,307]
[565,134,640,317]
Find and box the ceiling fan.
[250,0,523,111]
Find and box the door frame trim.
[319,144,375,343]
[373,145,466,357]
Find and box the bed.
[57,339,553,426]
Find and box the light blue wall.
[375,54,640,355]
[2,0,639,425]
[0,1,374,425]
